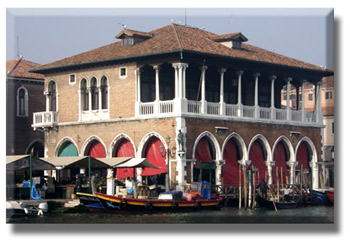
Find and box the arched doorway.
[296,141,312,186]
[194,136,216,184]
[272,141,290,185]
[85,140,106,158]
[113,138,135,179]
[26,140,44,157]
[141,136,167,186]
[58,141,78,157]
[222,138,243,185]
[249,139,268,184]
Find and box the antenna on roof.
[16,36,20,59]
[118,22,127,29]
[185,9,187,26]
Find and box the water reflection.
[7,205,334,224]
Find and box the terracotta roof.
[7,58,44,80]
[32,24,333,74]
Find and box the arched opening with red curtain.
[272,140,290,185]
[113,138,136,179]
[248,139,268,185]
[296,141,312,185]
[84,140,107,185]
[141,136,167,186]
[222,137,243,185]
[194,136,216,184]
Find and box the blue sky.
[6,8,334,69]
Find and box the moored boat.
[310,189,330,203]
[256,194,301,210]
[76,192,105,212]
[96,181,223,212]
[325,190,334,203]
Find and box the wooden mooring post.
[252,167,256,208]
[244,165,247,210]
[276,166,280,202]
[239,165,242,210]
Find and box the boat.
[325,190,334,203]
[256,194,301,210]
[310,189,330,203]
[96,181,223,212]
[76,192,105,212]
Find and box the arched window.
[101,76,108,109]
[17,87,28,116]
[48,80,57,111]
[91,77,99,110]
[80,79,89,111]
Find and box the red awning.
[223,139,242,185]
[296,142,309,170]
[272,142,289,184]
[194,137,213,169]
[249,140,267,183]
[88,141,106,158]
[115,139,135,179]
[141,137,167,176]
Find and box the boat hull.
[325,190,334,203]
[76,192,105,212]
[256,195,301,210]
[96,193,222,212]
[311,190,330,203]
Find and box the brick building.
[6,57,45,156]
[31,24,333,191]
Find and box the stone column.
[287,161,298,185]
[218,68,226,115]
[301,80,306,122]
[315,81,323,124]
[269,75,277,120]
[173,64,179,99]
[154,65,160,114]
[106,168,115,195]
[44,91,49,112]
[253,73,260,118]
[182,64,188,99]
[266,161,275,185]
[201,65,207,114]
[285,77,292,121]
[236,70,244,117]
[173,63,189,114]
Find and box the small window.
[308,93,313,101]
[120,67,127,78]
[17,87,28,117]
[332,122,334,134]
[325,91,333,100]
[69,74,76,84]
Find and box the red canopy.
[115,139,136,179]
[223,139,242,185]
[296,142,309,170]
[272,142,289,184]
[194,137,214,168]
[141,137,167,176]
[88,141,106,158]
[249,140,267,184]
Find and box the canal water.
[7,205,334,224]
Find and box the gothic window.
[48,80,57,111]
[80,79,89,111]
[101,76,108,109]
[91,77,99,110]
[17,87,28,116]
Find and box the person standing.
[74,174,82,194]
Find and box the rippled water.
[7,205,334,224]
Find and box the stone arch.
[25,139,44,157]
[109,133,137,158]
[247,134,272,163]
[192,131,221,162]
[55,137,79,157]
[295,137,318,166]
[221,132,247,185]
[271,135,294,185]
[81,135,107,157]
[137,132,168,158]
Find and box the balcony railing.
[32,111,58,129]
[138,99,319,125]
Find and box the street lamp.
[159,135,176,192]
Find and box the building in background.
[281,75,334,187]
[6,57,45,157]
